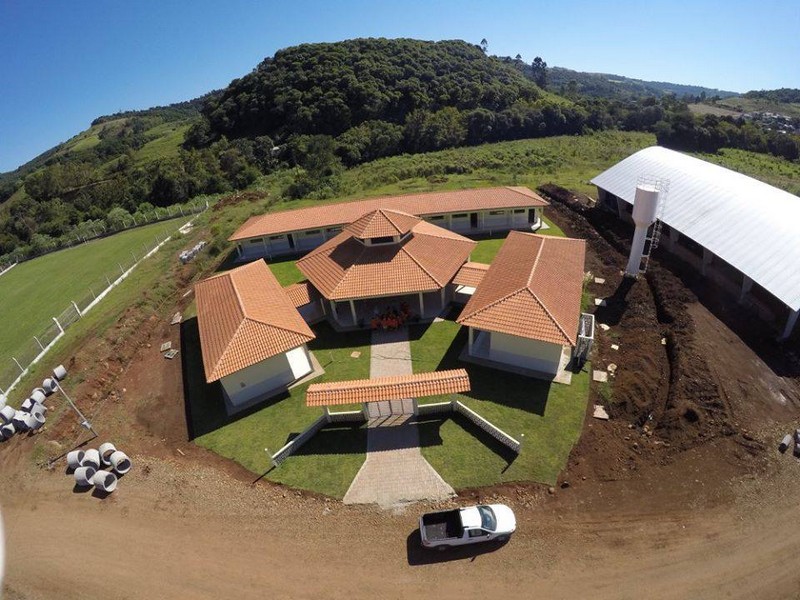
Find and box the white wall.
[489,331,563,374]
[221,345,312,411]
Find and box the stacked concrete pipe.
[29,411,46,431]
[53,365,67,381]
[81,449,101,470]
[74,466,96,486]
[12,410,29,432]
[42,378,57,395]
[1,423,15,440]
[110,451,132,475]
[91,471,118,493]
[31,389,46,404]
[0,405,15,424]
[20,398,36,412]
[67,450,85,470]
[99,443,117,466]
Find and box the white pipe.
[91,471,118,493]
[42,378,57,395]
[110,451,132,475]
[12,411,28,431]
[0,406,15,424]
[74,466,96,486]
[1,423,15,439]
[81,449,101,469]
[66,450,85,469]
[625,225,649,276]
[53,365,67,381]
[31,389,46,404]
[29,411,45,430]
[99,443,117,466]
[20,398,36,413]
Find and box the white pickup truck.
[419,504,516,550]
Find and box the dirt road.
[3,446,800,600]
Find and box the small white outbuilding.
[195,260,316,413]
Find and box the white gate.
[366,398,414,419]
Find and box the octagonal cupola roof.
[344,209,422,241]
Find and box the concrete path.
[343,328,454,507]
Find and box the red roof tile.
[284,280,321,307]
[195,261,315,382]
[306,369,471,406]
[453,262,490,287]
[344,209,421,239]
[457,232,586,346]
[229,187,548,241]
[296,216,475,300]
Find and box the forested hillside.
[1,37,797,265]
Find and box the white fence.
[0,213,203,396]
[452,400,521,453]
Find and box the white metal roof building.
[591,146,800,338]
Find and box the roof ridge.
[525,235,546,290]
[401,242,444,287]
[242,314,312,340]
[380,209,406,235]
[209,318,248,380]
[458,288,523,323]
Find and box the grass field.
[188,322,371,499]
[410,318,589,487]
[691,148,800,196]
[133,122,192,165]
[0,217,189,370]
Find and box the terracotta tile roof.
[453,262,490,287]
[344,209,421,239]
[296,218,476,300]
[229,187,549,241]
[195,261,315,382]
[457,232,586,346]
[284,280,321,307]
[306,369,471,406]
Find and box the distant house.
[228,187,548,260]
[457,232,587,380]
[592,146,800,339]
[194,260,316,413]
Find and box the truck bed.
[421,510,462,541]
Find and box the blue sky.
[1,0,798,172]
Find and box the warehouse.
[592,146,800,339]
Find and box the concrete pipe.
[1,405,15,424]
[22,413,39,430]
[81,448,101,470]
[42,378,57,395]
[1,423,15,440]
[74,466,96,486]
[31,389,46,404]
[53,365,67,381]
[99,443,117,466]
[29,411,46,430]
[12,410,29,431]
[110,451,132,475]
[67,450,85,469]
[21,398,36,412]
[33,401,47,416]
[91,471,118,493]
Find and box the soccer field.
[0,218,188,373]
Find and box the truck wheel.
[496,535,509,543]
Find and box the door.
[470,212,478,229]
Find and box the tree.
[531,57,548,88]
[515,54,522,61]
[480,38,488,54]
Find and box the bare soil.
[3,190,800,599]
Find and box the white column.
[330,300,338,321]
[739,275,753,303]
[448,214,453,231]
[236,244,243,258]
[349,299,357,325]
[320,298,327,315]
[781,309,799,341]
[440,287,446,308]
[418,292,425,315]
[468,328,474,354]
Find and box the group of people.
[370,302,413,330]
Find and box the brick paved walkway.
[343,328,454,507]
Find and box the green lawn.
[187,321,371,498]
[266,257,306,286]
[133,122,192,165]
[0,217,190,369]
[470,215,565,263]
[410,318,589,487]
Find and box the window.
[477,505,497,531]
[468,529,486,538]
[429,215,445,221]
[452,213,468,218]
[370,236,395,245]
[513,209,525,214]
[249,238,263,244]
[269,235,285,240]
[305,229,321,235]
[489,210,506,215]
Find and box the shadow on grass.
[290,423,368,457]
[406,529,509,565]
[416,414,518,466]
[181,316,292,440]
[308,321,372,352]
[430,325,550,417]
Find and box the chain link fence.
[0,211,205,396]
